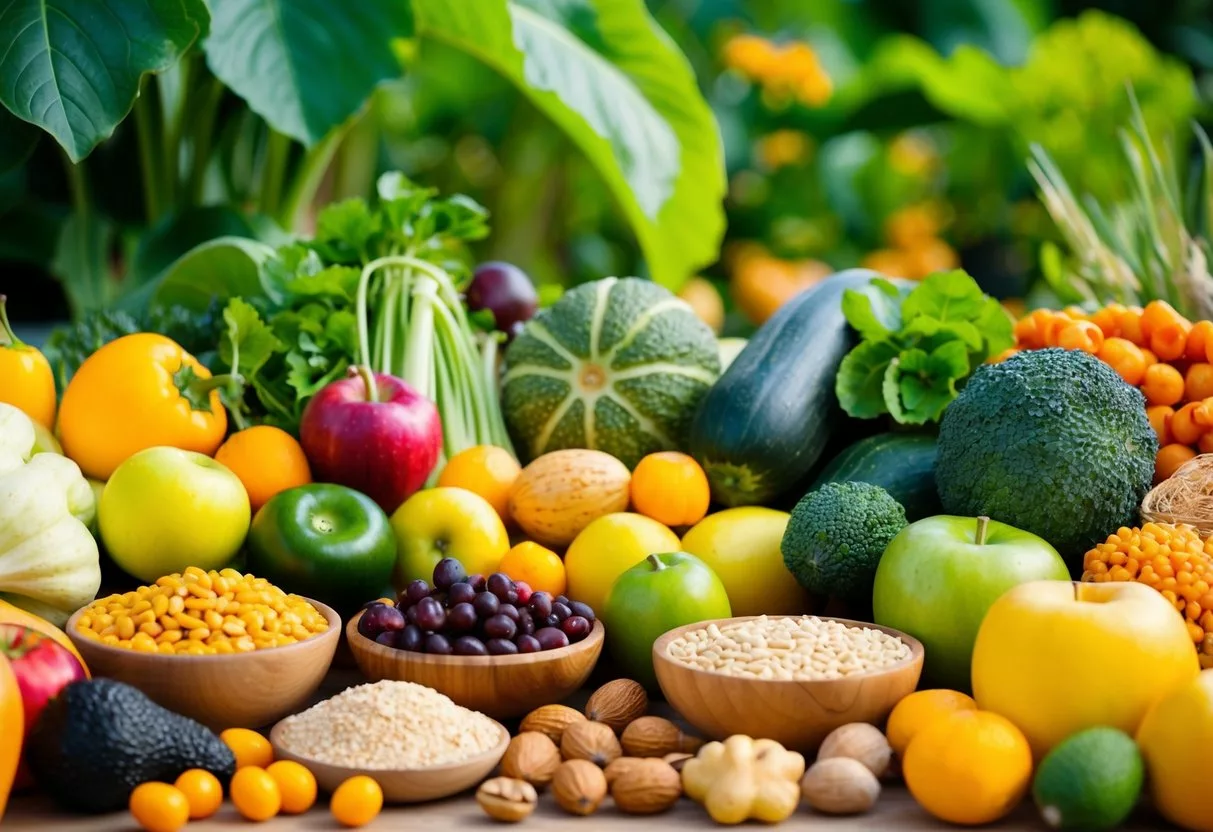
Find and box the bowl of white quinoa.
[269,679,510,803]
[652,615,924,752]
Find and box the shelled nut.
[477,777,539,822]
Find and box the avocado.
[25,678,237,813]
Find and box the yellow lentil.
[76,568,328,656]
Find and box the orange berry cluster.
[1083,523,1213,668]
[1001,301,1213,482]
[721,35,832,107]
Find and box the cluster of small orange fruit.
[1000,301,1213,481]
[721,34,832,107]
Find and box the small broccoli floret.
[781,481,907,601]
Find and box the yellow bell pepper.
[0,295,56,430]
[0,654,21,821]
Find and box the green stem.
[403,275,437,398]
[646,554,667,571]
[158,56,193,207]
[259,128,292,216]
[185,74,225,204]
[133,87,164,222]
[975,516,990,546]
[0,296,25,347]
[277,124,350,230]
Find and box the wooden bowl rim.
[268,713,511,776]
[652,614,924,685]
[65,596,342,664]
[346,608,604,667]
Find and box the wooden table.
[1,669,1174,831]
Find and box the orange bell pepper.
[57,333,231,481]
[0,296,56,430]
[0,655,22,821]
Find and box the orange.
[498,541,567,596]
[214,425,311,513]
[885,689,977,757]
[437,445,521,523]
[221,727,275,770]
[267,760,318,814]
[129,782,190,832]
[331,775,383,828]
[230,766,281,822]
[630,452,711,528]
[174,769,223,820]
[903,709,1033,826]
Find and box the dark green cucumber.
[688,269,880,507]
[812,432,941,521]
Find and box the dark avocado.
[25,678,237,813]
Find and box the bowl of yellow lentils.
[66,567,341,731]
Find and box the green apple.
[390,487,510,586]
[603,552,732,691]
[872,515,1069,691]
[99,446,251,581]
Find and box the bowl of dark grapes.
[346,558,605,719]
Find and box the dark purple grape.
[484,614,517,640]
[528,592,553,620]
[448,582,476,605]
[361,598,389,611]
[428,590,448,605]
[424,633,452,655]
[397,625,424,652]
[414,597,446,631]
[358,604,404,639]
[504,589,519,605]
[514,582,533,604]
[552,602,572,622]
[473,591,500,618]
[544,614,560,628]
[433,558,467,590]
[468,574,487,592]
[405,580,430,605]
[554,595,570,607]
[487,638,519,655]
[405,604,420,626]
[467,261,539,336]
[535,627,570,651]
[517,609,535,636]
[497,604,520,623]
[447,602,477,633]
[374,631,398,647]
[569,601,596,623]
[562,615,591,642]
[516,635,542,654]
[453,635,488,656]
[487,573,513,601]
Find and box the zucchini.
[812,432,941,521]
[688,269,879,507]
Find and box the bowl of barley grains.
[269,679,509,803]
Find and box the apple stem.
[354,364,379,403]
[975,516,990,546]
[647,554,667,572]
[0,295,25,348]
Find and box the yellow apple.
[680,507,811,616]
[972,580,1199,758]
[390,487,510,586]
[564,513,680,613]
[1137,669,1213,832]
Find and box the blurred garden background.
[3,0,1212,338]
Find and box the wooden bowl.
[269,717,509,803]
[65,598,340,731]
[652,616,923,753]
[346,610,604,720]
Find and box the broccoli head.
[781,481,907,601]
[935,347,1157,569]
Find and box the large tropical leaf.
[415,0,726,289]
[0,0,209,162]
[203,0,414,146]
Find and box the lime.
[1032,727,1143,831]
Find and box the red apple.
[0,624,88,788]
[300,366,443,514]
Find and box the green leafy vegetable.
[836,270,1013,425]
